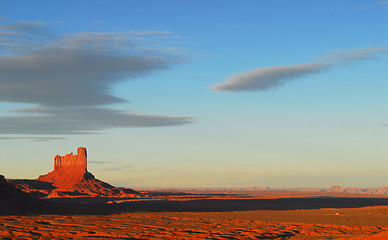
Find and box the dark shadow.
[80,197,388,214]
[8,179,56,191]
[3,196,388,216]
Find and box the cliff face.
[54,147,87,173]
[37,147,95,189]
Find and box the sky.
[0,0,387,188]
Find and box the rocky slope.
[0,174,44,213]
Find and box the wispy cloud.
[101,164,133,171]
[211,63,331,92]
[0,107,194,134]
[0,136,65,141]
[0,21,50,38]
[358,1,388,10]
[210,47,387,93]
[318,47,387,64]
[0,20,194,135]
[89,160,114,164]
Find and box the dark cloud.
[0,23,182,107]
[0,20,193,135]
[211,63,331,92]
[210,47,387,93]
[0,107,194,134]
[0,49,174,106]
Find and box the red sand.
[0,206,387,239]
[1,190,388,239]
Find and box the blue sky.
[0,0,387,188]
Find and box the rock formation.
[25,147,138,198]
[0,174,44,213]
[0,174,24,200]
[38,147,95,189]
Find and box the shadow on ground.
[3,196,386,216]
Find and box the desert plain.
[2,189,388,239]
[2,148,388,239]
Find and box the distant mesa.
[11,147,137,198]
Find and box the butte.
[37,147,102,189]
[12,147,137,198]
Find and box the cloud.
[89,160,114,164]
[0,50,175,106]
[0,23,183,107]
[318,47,387,64]
[358,1,388,10]
[211,63,331,92]
[0,136,65,141]
[0,106,194,134]
[0,20,193,135]
[101,164,133,171]
[0,21,51,40]
[210,47,387,93]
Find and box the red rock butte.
[11,147,137,198]
[38,147,97,189]
[54,147,87,174]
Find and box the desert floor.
[1,191,388,239]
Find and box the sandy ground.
[1,191,388,239]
